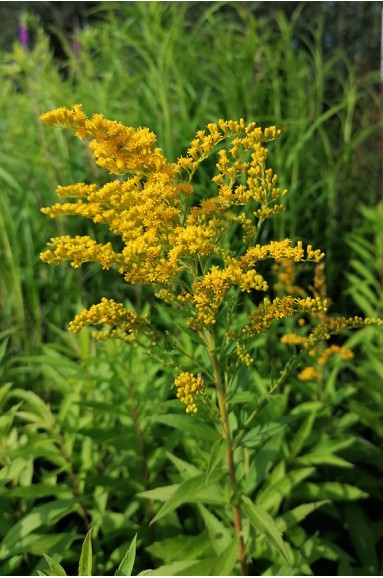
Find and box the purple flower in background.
[19,15,29,49]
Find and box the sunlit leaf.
[242,496,291,565]
[115,534,137,576]
[78,528,92,576]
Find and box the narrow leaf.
[150,414,220,442]
[43,554,67,576]
[290,412,316,458]
[344,504,378,573]
[78,529,92,576]
[240,417,296,448]
[276,501,329,532]
[296,482,368,502]
[295,453,353,468]
[0,498,78,559]
[197,504,231,555]
[151,471,222,524]
[242,496,291,565]
[212,535,239,576]
[258,467,315,511]
[115,534,137,576]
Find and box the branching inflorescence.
[40,105,382,413]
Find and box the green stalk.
[205,330,248,576]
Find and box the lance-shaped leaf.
[242,496,291,565]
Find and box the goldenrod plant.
[39,105,382,575]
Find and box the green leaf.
[12,389,55,428]
[0,457,29,484]
[78,529,92,576]
[294,453,353,468]
[276,501,329,532]
[150,471,223,524]
[349,259,380,289]
[197,504,231,555]
[43,554,67,576]
[115,534,137,576]
[166,452,202,478]
[348,401,383,437]
[344,504,378,573]
[150,414,220,442]
[257,467,315,511]
[3,482,72,499]
[242,496,291,565]
[212,535,239,576]
[75,401,132,417]
[138,484,178,502]
[295,482,368,502]
[240,417,296,448]
[147,533,211,564]
[205,440,226,479]
[0,382,12,408]
[290,412,316,458]
[139,480,225,507]
[138,561,197,576]
[0,498,78,559]
[243,431,284,494]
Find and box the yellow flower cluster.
[240,240,324,268]
[41,235,120,270]
[180,260,268,326]
[244,296,327,336]
[69,297,145,342]
[298,367,323,382]
[278,262,382,382]
[40,104,170,176]
[41,106,356,411]
[174,372,205,413]
[317,344,354,366]
[177,239,324,327]
[281,333,308,346]
[312,262,327,301]
[273,258,305,296]
[296,345,355,383]
[41,107,326,334]
[236,343,253,367]
[305,316,383,351]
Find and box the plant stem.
[205,330,248,576]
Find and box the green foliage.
[1,2,383,576]
[39,530,138,576]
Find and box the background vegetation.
[0,2,382,575]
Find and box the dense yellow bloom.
[298,367,323,382]
[180,260,268,326]
[41,107,324,329]
[69,297,145,342]
[174,372,205,413]
[241,239,324,269]
[280,333,307,346]
[41,104,171,176]
[41,235,121,270]
[43,106,377,411]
